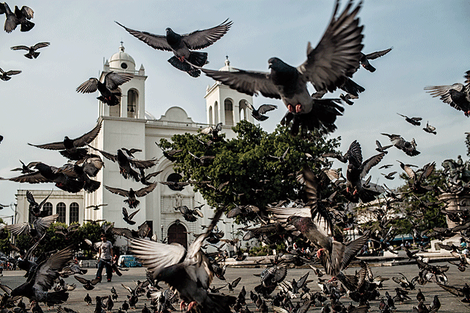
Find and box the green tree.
[158,121,341,223]
[0,218,12,256]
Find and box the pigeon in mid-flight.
[359,47,393,72]
[0,2,34,33]
[11,42,50,59]
[425,70,470,116]
[28,121,102,160]
[0,67,21,81]
[246,103,277,121]
[201,0,364,133]
[76,71,133,106]
[116,19,233,77]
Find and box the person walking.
[96,233,113,282]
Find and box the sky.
[0,0,469,220]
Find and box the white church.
[15,43,255,253]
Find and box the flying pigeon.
[88,146,157,181]
[11,246,74,304]
[76,71,133,106]
[130,208,236,313]
[122,207,140,225]
[423,121,437,134]
[381,133,420,156]
[287,216,370,276]
[359,47,392,72]
[200,0,364,128]
[245,103,278,121]
[105,183,157,208]
[0,3,34,33]
[11,42,50,59]
[425,70,470,116]
[116,19,232,77]
[0,67,21,81]
[397,113,422,126]
[28,121,102,160]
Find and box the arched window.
[56,202,66,223]
[208,106,213,125]
[224,99,233,125]
[166,173,184,191]
[167,222,187,249]
[127,89,138,118]
[69,202,79,224]
[239,100,249,121]
[43,202,53,216]
[214,101,219,124]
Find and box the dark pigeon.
[11,42,49,59]
[28,121,102,160]
[77,71,133,106]
[425,70,470,116]
[201,0,364,133]
[116,19,232,77]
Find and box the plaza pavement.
[1,258,470,312]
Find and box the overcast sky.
[0,1,469,220]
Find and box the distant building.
[15,44,254,253]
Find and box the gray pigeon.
[359,47,392,72]
[116,19,232,77]
[245,103,278,121]
[130,208,236,313]
[76,71,133,106]
[11,42,49,59]
[201,0,364,110]
[425,70,470,116]
[0,67,21,81]
[0,3,34,33]
[201,0,364,132]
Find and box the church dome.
[109,42,135,72]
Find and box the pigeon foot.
[187,301,197,311]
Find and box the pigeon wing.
[201,67,281,99]
[257,104,277,115]
[364,47,392,60]
[360,152,385,179]
[115,21,172,51]
[34,246,74,291]
[70,121,102,148]
[88,145,118,162]
[6,223,30,236]
[6,171,49,183]
[10,45,30,51]
[340,232,370,271]
[76,78,99,94]
[19,6,34,19]
[34,214,59,235]
[134,182,157,197]
[129,158,158,169]
[104,72,133,90]
[31,42,50,50]
[298,0,364,92]
[182,19,233,50]
[128,208,140,220]
[130,238,186,275]
[105,185,130,197]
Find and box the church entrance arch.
[167,221,187,249]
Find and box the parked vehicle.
[117,255,142,267]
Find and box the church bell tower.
[99,42,147,119]
[204,57,254,128]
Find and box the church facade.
[15,44,254,252]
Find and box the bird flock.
[1,0,470,313]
